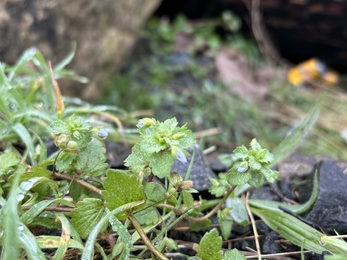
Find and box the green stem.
[159,185,237,222]
[128,214,169,260]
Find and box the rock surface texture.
[0,0,161,101]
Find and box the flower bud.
[54,134,69,148]
[172,132,185,140]
[137,118,154,129]
[65,141,78,153]
[170,171,183,187]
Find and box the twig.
[21,206,73,212]
[128,214,169,260]
[245,192,261,260]
[53,172,103,197]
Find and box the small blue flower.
[177,149,188,165]
[237,161,249,173]
[97,129,108,139]
[137,121,145,128]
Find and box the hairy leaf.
[103,169,145,220]
[70,198,106,239]
[195,228,223,260]
[218,209,233,240]
[223,249,246,260]
[0,150,20,176]
[75,139,107,177]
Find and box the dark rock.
[106,142,131,168]
[262,231,282,254]
[250,183,280,202]
[305,159,347,234]
[205,152,228,173]
[171,144,218,191]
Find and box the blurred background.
[1,0,347,159]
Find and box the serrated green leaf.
[124,144,148,174]
[190,219,212,232]
[55,151,77,173]
[261,166,279,183]
[233,145,248,159]
[218,209,233,240]
[227,169,251,186]
[223,249,246,260]
[209,185,227,197]
[70,198,106,239]
[259,149,273,163]
[161,117,179,131]
[182,190,194,209]
[75,139,107,177]
[141,134,166,153]
[49,119,69,134]
[148,151,174,178]
[134,206,159,225]
[248,156,261,171]
[144,182,167,203]
[103,169,145,220]
[0,150,20,175]
[195,228,223,260]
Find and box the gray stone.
[171,144,217,191]
[305,159,347,234]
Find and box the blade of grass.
[108,211,132,259]
[8,48,38,81]
[250,206,347,255]
[36,236,84,250]
[54,43,76,72]
[19,223,46,260]
[12,123,35,165]
[53,215,71,260]
[82,199,145,260]
[2,174,20,260]
[271,105,320,166]
[248,165,319,214]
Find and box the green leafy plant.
[1,46,345,260]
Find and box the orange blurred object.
[287,58,339,87]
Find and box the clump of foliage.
[1,47,347,260]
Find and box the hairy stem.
[158,185,237,222]
[53,172,103,196]
[21,206,73,212]
[128,214,169,260]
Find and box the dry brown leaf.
[215,47,270,102]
